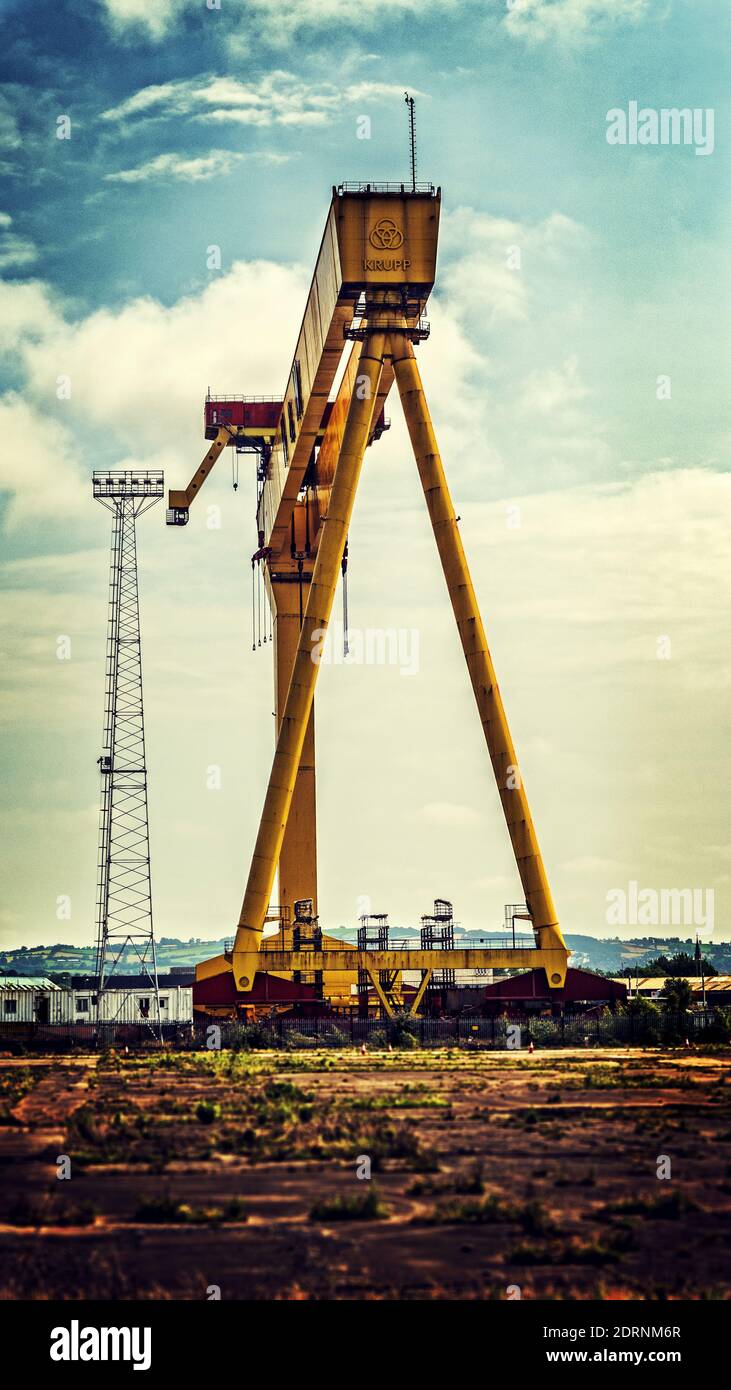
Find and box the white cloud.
[504,0,649,46]
[417,206,599,493]
[0,93,22,153]
[0,259,307,516]
[0,394,87,525]
[0,277,57,342]
[99,0,189,40]
[467,469,731,648]
[0,213,37,270]
[440,207,588,327]
[101,82,185,122]
[105,149,246,184]
[101,72,416,131]
[518,353,587,415]
[99,0,462,40]
[246,0,455,19]
[98,0,647,46]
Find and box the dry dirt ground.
[0,1046,729,1300]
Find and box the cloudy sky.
[0,0,729,949]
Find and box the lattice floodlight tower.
[167,183,570,1018]
[92,470,164,1032]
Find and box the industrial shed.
[474,967,627,1017]
[194,966,327,1020]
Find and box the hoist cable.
[342,538,349,657]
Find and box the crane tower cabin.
[167,184,569,1020]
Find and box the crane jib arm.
[166,189,440,540]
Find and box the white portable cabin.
[0,975,192,1026]
[0,976,62,1024]
[73,983,193,1024]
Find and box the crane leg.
[230,333,388,989]
[409,969,433,1017]
[391,336,566,972]
[364,965,396,1020]
[271,577,318,919]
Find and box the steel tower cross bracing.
[92,470,164,1031]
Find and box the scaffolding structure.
[291,897,323,995]
[92,470,164,1033]
[504,902,533,947]
[420,899,456,991]
[357,914,400,1012]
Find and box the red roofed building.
[447,967,627,1018]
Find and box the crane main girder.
[195,945,568,1019]
[257,188,438,564]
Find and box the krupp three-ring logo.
[368,218,404,250]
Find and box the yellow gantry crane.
[168,183,568,1017]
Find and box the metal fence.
[0,1011,727,1052]
[192,1010,729,1052]
[0,1021,194,1049]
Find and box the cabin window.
[293,359,303,418]
[138,997,150,1017]
[287,400,296,442]
[3,999,17,1015]
[77,997,89,1013]
[159,997,168,1010]
[280,420,289,463]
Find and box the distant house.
[616,976,731,1007]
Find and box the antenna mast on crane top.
[404,91,417,191]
